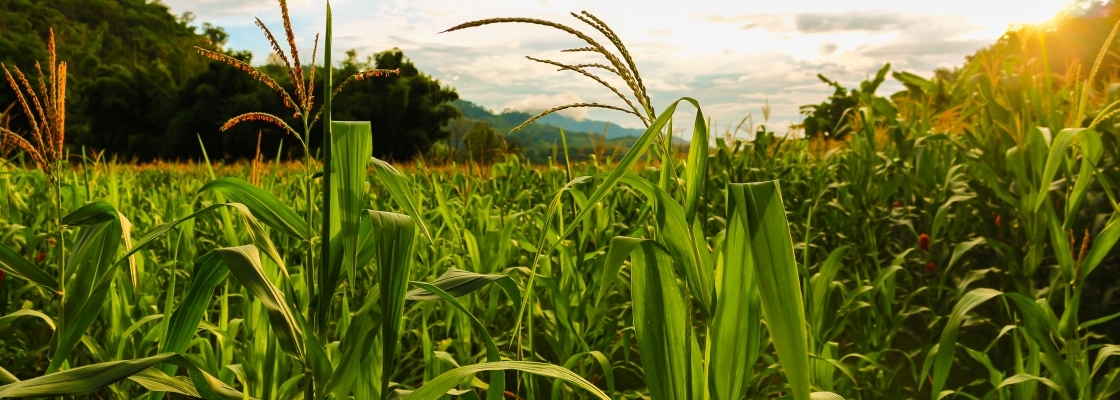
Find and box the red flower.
[995,215,1001,229]
[892,201,901,208]
[38,253,46,263]
[926,261,937,274]
[0,269,5,285]
[919,233,930,252]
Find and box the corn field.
[3,3,1120,400]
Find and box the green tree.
[332,48,460,160]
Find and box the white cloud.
[502,92,589,121]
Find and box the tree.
[332,48,460,160]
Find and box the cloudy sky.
[163,0,1073,135]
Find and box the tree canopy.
[0,0,459,161]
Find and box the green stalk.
[317,0,334,336]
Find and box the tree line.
[0,0,460,161]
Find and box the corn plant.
[446,12,844,400]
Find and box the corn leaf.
[368,210,416,397]
[410,281,503,400]
[405,267,521,308]
[0,241,58,291]
[740,181,811,400]
[48,202,128,373]
[198,177,309,240]
[404,361,608,400]
[618,172,714,316]
[929,288,1002,398]
[1032,128,1081,212]
[683,105,708,225]
[371,157,434,243]
[0,309,55,331]
[213,245,307,363]
[709,183,763,400]
[628,239,689,400]
[0,353,245,399]
[157,251,228,376]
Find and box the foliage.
[0,0,457,161]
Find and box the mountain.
[534,112,646,139]
[451,99,650,163]
[453,99,646,138]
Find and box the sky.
[162,0,1076,136]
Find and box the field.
[3,3,1120,400]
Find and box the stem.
[51,159,66,370]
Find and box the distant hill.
[453,99,645,137]
[534,113,646,139]
[452,99,647,163]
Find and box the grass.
[2,5,1120,400]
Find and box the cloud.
[700,13,789,32]
[502,92,590,121]
[794,10,909,33]
[819,41,839,56]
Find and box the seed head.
[919,233,930,252]
[925,261,937,274]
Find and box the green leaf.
[127,367,200,398]
[628,239,689,400]
[930,288,1002,398]
[995,373,1061,392]
[618,172,714,316]
[409,281,503,400]
[371,157,434,243]
[49,202,129,373]
[322,286,382,398]
[0,309,55,331]
[809,245,849,338]
[1064,129,1103,226]
[0,353,245,399]
[1032,128,1081,212]
[118,203,292,286]
[316,121,374,338]
[683,106,709,226]
[213,246,308,363]
[368,210,416,397]
[1083,211,1120,279]
[557,97,704,246]
[198,177,309,240]
[403,362,608,400]
[946,237,986,273]
[964,161,1019,209]
[595,236,643,308]
[0,367,15,385]
[741,181,813,400]
[0,241,58,291]
[710,183,763,400]
[1004,293,1080,398]
[158,251,228,376]
[405,267,521,308]
[776,393,846,400]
